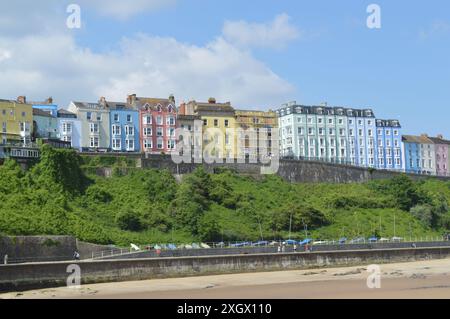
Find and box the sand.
[2,258,450,299]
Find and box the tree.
[116,210,143,231]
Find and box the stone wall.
[0,236,77,263]
[1,246,450,292]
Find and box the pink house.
[127,94,177,154]
[430,135,450,177]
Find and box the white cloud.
[0,9,295,109]
[77,0,177,20]
[223,13,300,49]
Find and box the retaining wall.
[1,246,450,292]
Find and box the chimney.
[46,97,53,104]
[99,96,106,107]
[437,134,444,139]
[179,102,186,115]
[17,96,26,104]
[208,97,216,104]
[127,94,137,106]
[169,94,175,104]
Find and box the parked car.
[313,240,327,245]
[191,243,200,249]
[284,239,298,245]
[379,238,390,243]
[391,237,403,242]
[338,237,347,244]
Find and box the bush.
[116,211,143,231]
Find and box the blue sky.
[0,0,449,137]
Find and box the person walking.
[293,244,297,252]
[3,254,8,265]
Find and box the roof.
[32,108,54,118]
[106,101,136,111]
[57,109,77,118]
[71,101,107,110]
[402,135,434,144]
[428,137,450,145]
[276,104,375,118]
[134,97,176,112]
[177,114,201,121]
[376,119,401,128]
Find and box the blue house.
[107,100,140,152]
[30,97,58,117]
[376,119,403,171]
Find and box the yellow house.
[0,96,33,145]
[235,109,278,159]
[186,98,237,159]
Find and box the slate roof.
[276,103,375,118]
[402,135,434,144]
[32,108,53,118]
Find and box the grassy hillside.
[0,145,449,246]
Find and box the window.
[22,111,26,117]
[358,129,363,136]
[329,128,334,136]
[90,123,99,133]
[368,120,372,126]
[127,114,132,122]
[394,130,399,136]
[2,122,6,133]
[114,114,119,122]
[97,114,101,121]
[214,119,218,127]
[349,129,354,136]
[298,127,304,135]
[203,119,207,126]
[90,137,99,148]
[358,120,362,125]
[167,127,175,137]
[143,115,152,125]
[368,129,373,137]
[308,128,314,135]
[167,116,175,125]
[1,110,5,115]
[112,124,121,135]
[338,118,343,125]
[224,119,229,127]
[167,139,175,150]
[144,127,152,136]
[157,127,163,136]
[112,138,121,150]
[157,138,163,149]
[144,139,152,149]
[156,116,163,125]
[319,128,324,135]
[386,130,391,136]
[318,118,323,124]
[339,128,345,136]
[87,112,92,120]
[328,118,333,124]
[126,139,134,151]
[125,125,134,136]
[349,119,353,125]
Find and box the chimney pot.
[17,96,26,104]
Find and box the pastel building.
[375,119,403,171]
[402,134,436,175]
[276,102,351,165]
[0,96,33,146]
[186,98,237,159]
[234,109,278,159]
[30,97,58,117]
[127,94,177,154]
[68,100,111,151]
[106,99,140,152]
[429,135,450,177]
[346,108,377,167]
[32,108,58,140]
[57,109,82,150]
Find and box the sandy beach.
[2,258,450,299]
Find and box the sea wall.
[1,246,450,292]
